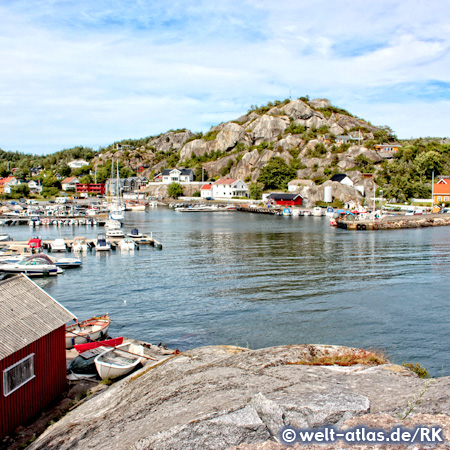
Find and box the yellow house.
[433,178,450,204]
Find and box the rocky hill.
[94,98,391,203]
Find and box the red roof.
[213,178,238,186]
[61,176,78,184]
[201,184,212,190]
[434,181,450,195]
[0,176,15,185]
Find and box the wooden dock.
[1,235,163,251]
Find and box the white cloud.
[0,1,449,153]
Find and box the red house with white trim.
[0,275,76,438]
[267,193,303,206]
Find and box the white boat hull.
[95,343,145,379]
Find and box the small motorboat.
[72,236,88,253]
[74,337,124,354]
[127,228,143,239]
[0,234,13,242]
[65,315,111,349]
[50,238,67,252]
[106,228,125,238]
[93,233,111,251]
[105,218,121,229]
[94,342,145,380]
[45,254,82,268]
[0,255,62,277]
[118,237,137,251]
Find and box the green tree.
[167,182,183,198]
[59,164,71,177]
[249,182,263,199]
[414,151,443,182]
[79,174,93,184]
[10,183,30,198]
[257,157,296,190]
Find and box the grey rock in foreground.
[29,345,450,450]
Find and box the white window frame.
[438,196,442,202]
[3,353,35,397]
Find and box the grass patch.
[286,346,388,367]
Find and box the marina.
[1,206,449,377]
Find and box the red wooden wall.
[0,326,67,438]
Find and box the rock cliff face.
[94,98,386,204]
[29,344,450,450]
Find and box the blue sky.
[1,0,449,155]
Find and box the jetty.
[336,212,450,231]
[1,235,163,251]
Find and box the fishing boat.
[74,337,124,354]
[93,233,111,251]
[72,236,88,253]
[94,342,145,380]
[0,255,62,277]
[65,315,111,349]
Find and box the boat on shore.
[74,337,123,353]
[65,315,111,349]
[94,342,145,379]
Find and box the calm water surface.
[7,208,450,376]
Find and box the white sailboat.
[108,159,125,221]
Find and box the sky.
[1,0,449,155]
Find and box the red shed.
[267,193,303,206]
[0,274,76,438]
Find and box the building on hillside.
[61,176,80,191]
[0,177,18,195]
[0,274,76,439]
[27,180,43,194]
[76,183,106,196]
[161,168,195,184]
[122,177,148,193]
[330,173,354,186]
[266,193,303,206]
[67,160,89,169]
[211,178,249,199]
[433,178,450,204]
[375,143,402,158]
[200,184,213,199]
[288,179,315,192]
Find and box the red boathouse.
[267,193,303,206]
[0,274,76,438]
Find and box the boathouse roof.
[0,275,76,359]
[267,193,302,200]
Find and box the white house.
[61,176,79,191]
[330,173,354,186]
[27,180,43,194]
[161,168,195,184]
[0,177,18,194]
[68,160,89,169]
[211,178,249,199]
[200,184,213,199]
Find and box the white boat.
[106,228,125,238]
[65,315,110,349]
[45,254,82,268]
[93,233,111,251]
[109,210,125,221]
[0,234,13,242]
[105,218,121,229]
[325,207,336,218]
[118,237,136,251]
[312,207,324,216]
[50,238,67,252]
[127,228,144,239]
[0,255,63,277]
[94,342,145,380]
[282,208,292,216]
[73,236,89,253]
[126,203,146,211]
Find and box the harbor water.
[5,208,450,376]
